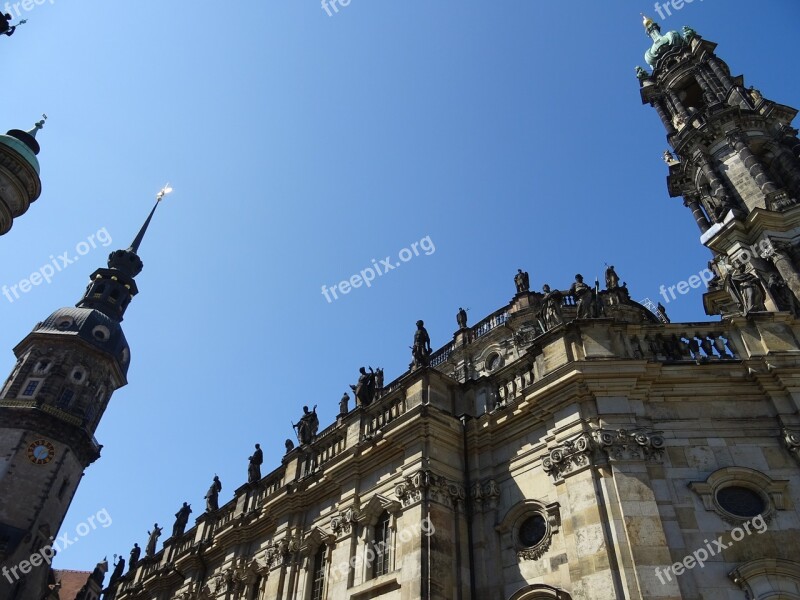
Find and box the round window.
[56,317,74,330]
[716,486,765,518]
[518,514,547,548]
[93,326,110,341]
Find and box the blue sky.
[2,0,799,572]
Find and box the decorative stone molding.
[541,432,594,481]
[394,469,466,508]
[472,479,501,512]
[497,500,561,562]
[690,466,789,525]
[593,428,665,463]
[330,506,359,536]
[264,537,300,570]
[782,428,800,463]
[729,558,800,598]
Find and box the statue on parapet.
[456,307,468,329]
[108,555,125,587]
[205,475,222,512]
[411,320,431,367]
[768,273,800,315]
[294,405,319,445]
[350,367,375,407]
[172,502,192,538]
[540,284,564,330]
[570,274,596,319]
[339,392,350,416]
[514,269,530,294]
[128,543,141,571]
[728,265,766,316]
[248,443,263,483]
[0,13,24,37]
[145,524,162,558]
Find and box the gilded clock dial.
[27,439,56,465]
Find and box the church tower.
[0,196,165,600]
[0,118,45,237]
[637,16,800,316]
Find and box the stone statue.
[108,556,125,587]
[605,265,620,290]
[635,65,649,81]
[350,367,376,407]
[456,307,468,329]
[129,543,141,571]
[749,86,763,104]
[172,502,192,538]
[0,13,21,37]
[375,368,384,393]
[657,302,671,324]
[205,476,222,512]
[662,150,678,165]
[768,273,800,314]
[681,25,697,42]
[248,444,263,483]
[339,392,350,415]
[285,438,294,453]
[672,113,686,130]
[514,269,530,294]
[294,405,319,445]
[411,320,432,367]
[540,284,564,330]
[729,266,766,315]
[569,274,596,319]
[145,524,162,558]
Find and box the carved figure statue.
[0,13,18,36]
[662,150,678,165]
[605,265,620,290]
[128,543,141,571]
[109,556,125,587]
[656,302,670,324]
[570,274,596,319]
[681,25,697,41]
[339,392,350,415]
[749,86,763,104]
[514,269,530,294]
[285,438,294,453]
[375,367,384,393]
[205,476,222,512]
[172,502,192,538]
[248,444,263,483]
[350,367,376,407]
[672,113,686,130]
[294,405,319,445]
[729,266,766,315]
[456,307,468,329]
[411,320,432,367]
[635,65,649,81]
[768,273,800,314]
[145,524,162,558]
[540,284,564,330]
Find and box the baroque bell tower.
[0,195,166,600]
[637,16,800,316]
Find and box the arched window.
[310,546,326,600]
[372,511,392,578]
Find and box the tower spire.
[76,185,172,321]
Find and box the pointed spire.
[128,184,172,254]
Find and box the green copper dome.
[0,119,45,175]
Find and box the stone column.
[707,57,750,108]
[652,97,677,136]
[684,194,711,232]
[694,66,724,104]
[771,147,800,196]
[770,242,800,304]
[726,130,779,195]
[693,151,735,212]
[667,91,690,121]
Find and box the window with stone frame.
[372,511,392,578]
[56,387,75,409]
[21,378,42,397]
[310,546,326,600]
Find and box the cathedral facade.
[4,17,800,600]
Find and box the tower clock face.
[27,439,56,465]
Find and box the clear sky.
[3,0,799,572]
